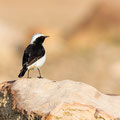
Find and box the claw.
[37,76,43,79]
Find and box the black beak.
[44,36,49,38]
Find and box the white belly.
[28,54,46,70]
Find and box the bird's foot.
[37,76,43,79]
[27,77,31,79]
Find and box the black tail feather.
[18,66,28,78]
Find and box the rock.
[0,78,120,120]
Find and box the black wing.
[22,44,45,67]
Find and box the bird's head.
[30,33,49,44]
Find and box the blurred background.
[0,0,120,94]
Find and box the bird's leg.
[27,70,31,78]
[37,68,43,78]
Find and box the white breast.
[28,54,46,70]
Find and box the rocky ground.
[0,78,120,119]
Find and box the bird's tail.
[18,65,28,78]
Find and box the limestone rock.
[0,78,120,120]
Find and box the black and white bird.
[18,33,49,78]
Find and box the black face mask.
[33,36,45,44]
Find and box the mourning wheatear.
[18,33,49,78]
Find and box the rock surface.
[0,78,120,120]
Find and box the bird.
[18,33,49,78]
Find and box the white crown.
[30,33,45,44]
